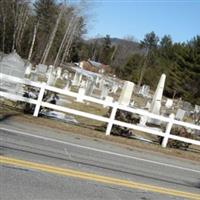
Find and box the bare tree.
[28,21,39,61]
[12,0,19,52]
[0,0,6,52]
[60,18,80,65]
[16,3,29,51]
[54,11,75,67]
[40,5,64,64]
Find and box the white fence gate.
[0,73,200,148]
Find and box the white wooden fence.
[1,73,200,148]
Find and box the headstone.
[72,71,82,86]
[76,87,86,103]
[165,98,173,109]
[24,63,32,76]
[145,101,151,109]
[56,67,62,79]
[0,52,26,94]
[0,52,26,78]
[103,96,113,108]
[100,84,109,99]
[80,80,87,88]
[118,81,134,106]
[85,79,95,96]
[148,74,166,125]
[175,109,186,120]
[194,105,200,113]
[30,72,38,82]
[46,65,57,86]
[63,80,72,91]
[99,78,105,90]
[112,83,119,94]
[36,64,47,74]
[139,85,150,97]
[149,74,166,115]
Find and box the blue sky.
[81,0,200,43]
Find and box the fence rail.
[1,73,200,148]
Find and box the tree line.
[116,32,200,105]
[0,0,86,65]
[0,1,199,104]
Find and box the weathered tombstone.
[147,74,166,125]
[139,85,150,97]
[175,109,186,120]
[30,72,38,82]
[182,101,193,115]
[99,78,105,90]
[72,71,82,86]
[103,96,113,108]
[80,80,87,88]
[165,98,173,109]
[36,64,47,74]
[150,74,166,115]
[56,67,62,79]
[85,79,95,96]
[194,105,200,113]
[118,81,134,106]
[0,52,26,93]
[76,87,86,103]
[46,65,57,86]
[0,52,26,78]
[24,63,32,76]
[100,84,109,99]
[63,80,72,91]
[112,83,119,94]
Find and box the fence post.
[162,113,175,148]
[106,102,118,136]
[33,82,46,117]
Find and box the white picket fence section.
[1,73,200,148]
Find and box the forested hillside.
[0,0,199,104]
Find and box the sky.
[80,0,200,43]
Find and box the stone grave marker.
[118,81,134,106]
[175,109,186,120]
[165,98,173,109]
[36,64,47,74]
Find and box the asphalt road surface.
[0,120,200,200]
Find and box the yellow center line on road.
[0,156,200,200]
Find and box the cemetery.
[0,52,200,153]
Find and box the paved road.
[0,121,200,200]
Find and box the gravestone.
[76,87,86,103]
[103,96,113,108]
[194,105,200,113]
[175,109,186,120]
[46,65,57,86]
[24,63,32,76]
[165,98,173,109]
[100,84,109,99]
[148,74,166,125]
[0,52,26,93]
[118,81,134,106]
[85,79,95,96]
[73,71,82,86]
[30,72,38,82]
[63,80,72,91]
[56,67,62,79]
[36,64,47,74]
[182,101,193,115]
[0,52,26,78]
[139,85,150,97]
